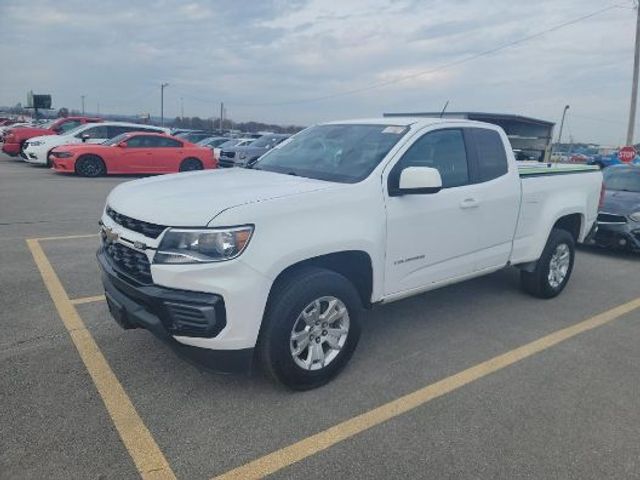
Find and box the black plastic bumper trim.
[97,249,252,374]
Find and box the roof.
[321,117,496,128]
[383,111,555,127]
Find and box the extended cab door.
[383,126,520,296]
[463,127,520,271]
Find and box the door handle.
[460,198,479,209]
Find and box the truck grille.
[597,213,627,224]
[106,206,167,238]
[104,242,152,284]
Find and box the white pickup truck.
[98,118,603,389]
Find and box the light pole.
[557,105,570,144]
[81,95,86,115]
[626,2,640,145]
[160,83,169,127]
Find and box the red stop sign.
[618,146,637,163]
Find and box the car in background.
[212,138,254,159]
[589,152,640,169]
[593,164,640,251]
[218,133,290,168]
[196,136,230,149]
[2,116,102,156]
[50,132,216,177]
[22,122,169,166]
[175,130,212,144]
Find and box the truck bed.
[518,161,599,177]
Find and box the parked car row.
[1,117,294,177]
[1,118,217,176]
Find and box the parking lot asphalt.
[1,152,640,480]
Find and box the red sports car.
[50,132,217,176]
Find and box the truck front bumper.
[97,249,255,373]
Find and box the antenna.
[439,100,450,118]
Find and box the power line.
[224,3,626,108]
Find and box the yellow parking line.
[26,239,176,480]
[70,294,106,305]
[35,233,98,242]
[214,297,640,480]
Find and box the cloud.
[0,0,636,144]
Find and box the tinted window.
[470,128,508,182]
[156,137,182,148]
[59,121,81,133]
[126,135,156,148]
[77,125,108,139]
[396,129,469,188]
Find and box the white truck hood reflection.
[106,168,336,227]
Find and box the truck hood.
[601,190,640,216]
[107,168,337,227]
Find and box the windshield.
[60,124,89,137]
[604,168,640,192]
[254,124,409,183]
[249,135,284,148]
[103,133,128,146]
[218,139,239,149]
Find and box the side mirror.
[393,166,442,196]
[118,142,127,148]
[81,133,91,142]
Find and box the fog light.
[619,238,627,246]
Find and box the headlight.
[154,226,254,264]
[29,140,44,146]
[630,212,640,222]
[53,151,73,158]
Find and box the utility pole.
[81,95,86,115]
[557,105,570,144]
[180,97,184,120]
[160,83,169,127]
[626,1,640,145]
[219,102,224,133]
[97,102,100,115]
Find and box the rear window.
[469,128,508,182]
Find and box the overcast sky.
[0,0,637,144]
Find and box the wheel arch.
[267,250,374,311]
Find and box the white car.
[98,118,602,389]
[22,122,169,166]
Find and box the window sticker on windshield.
[382,126,405,134]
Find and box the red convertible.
[50,132,216,176]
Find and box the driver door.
[383,128,484,296]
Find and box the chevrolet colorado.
[97,118,603,389]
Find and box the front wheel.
[258,267,362,390]
[521,228,575,299]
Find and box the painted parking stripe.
[213,297,640,480]
[35,233,99,242]
[70,294,106,305]
[27,238,176,480]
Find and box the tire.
[179,158,203,172]
[521,228,575,299]
[258,266,362,390]
[46,149,53,168]
[75,155,106,177]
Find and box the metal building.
[383,111,555,162]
